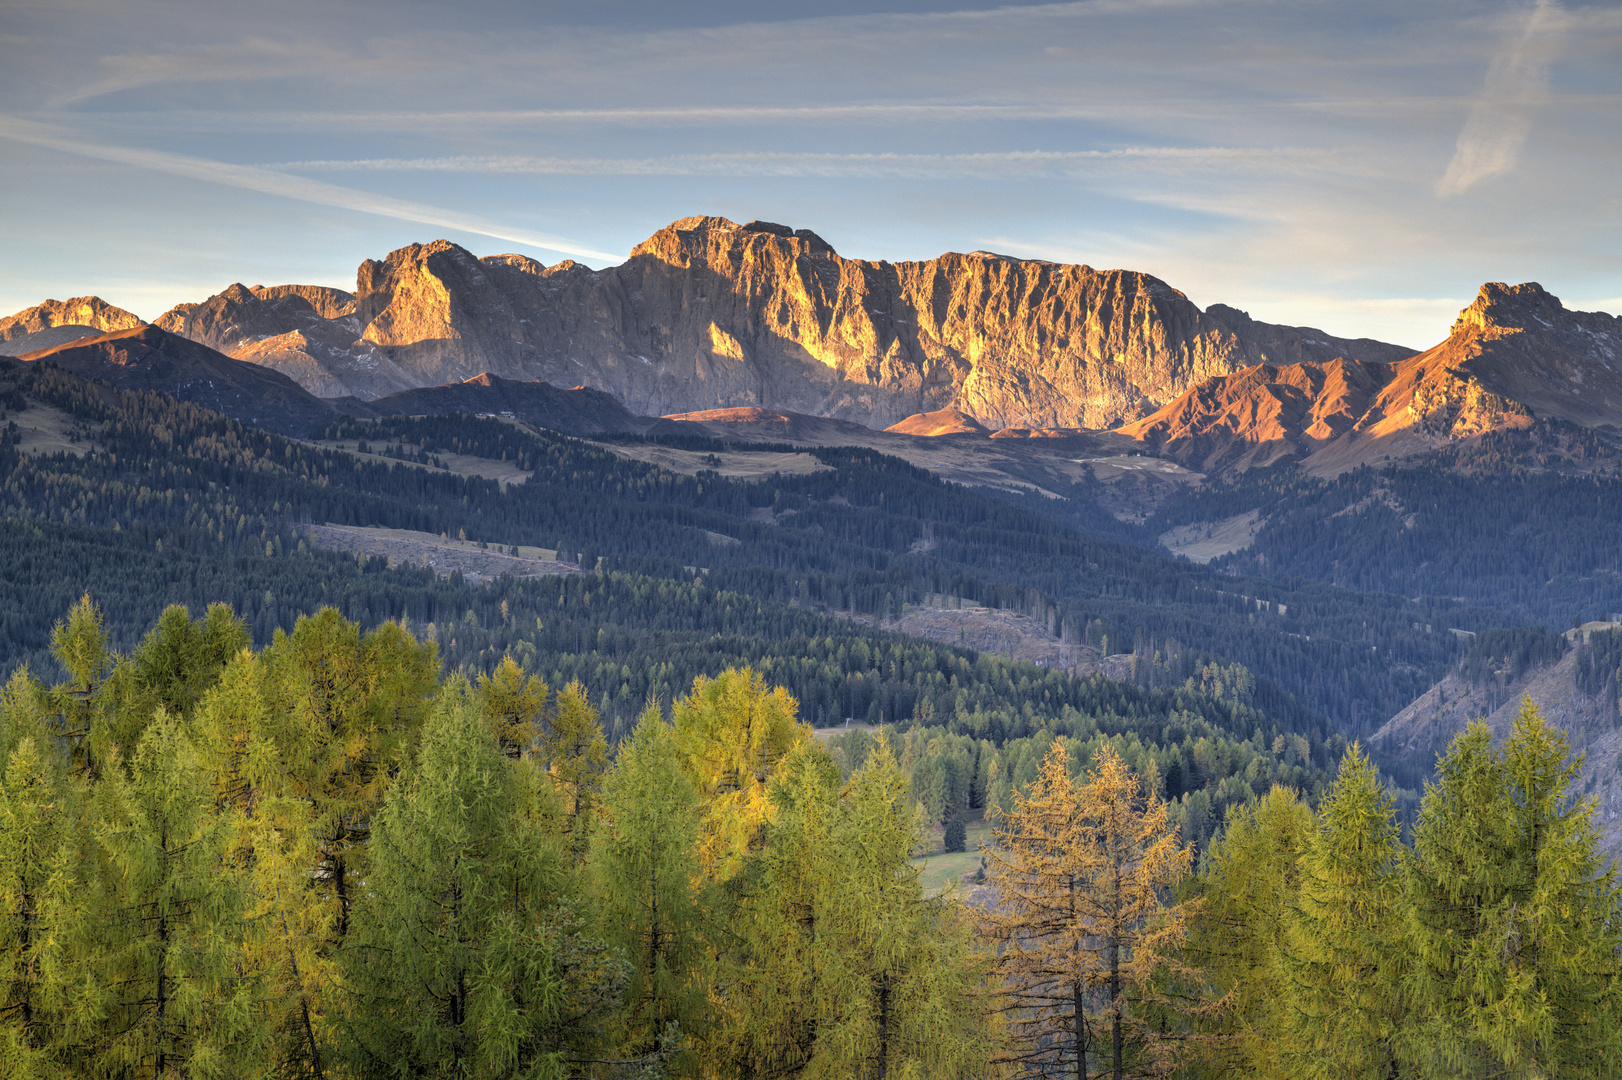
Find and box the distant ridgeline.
[1150,446,1622,627]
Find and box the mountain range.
[5,216,1618,482]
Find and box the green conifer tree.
[588,704,706,1074]
[541,680,607,848]
[1403,702,1622,1077]
[340,682,622,1079]
[88,710,268,1077]
[0,675,92,1080]
[1281,745,1406,1079]
[1183,784,1314,1079]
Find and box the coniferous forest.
[2,355,1621,1076]
[2,599,1616,1078]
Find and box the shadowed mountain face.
[334,373,650,435]
[16,325,338,436]
[106,217,1412,425]
[0,297,145,356]
[1120,283,1622,474]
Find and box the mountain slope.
[153,282,411,398]
[335,373,650,435]
[1121,283,1622,475]
[16,325,337,436]
[1372,624,1622,861]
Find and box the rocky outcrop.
[16,326,338,436]
[1119,358,1397,472]
[154,283,412,398]
[1120,283,1622,475]
[0,296,145,354]
[152,217,1413,424]
[250,284,355,320]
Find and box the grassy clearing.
[1158,508,1265,564]
[303,438,534,488]
[591,442,831,481]
[915,851,985,897]
[8,400,100,457]
[306,523,578,583]
[912,816,996,897]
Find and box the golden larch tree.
[980,741,1197,1080]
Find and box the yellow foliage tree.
[670,668,808,879]
[980,741,1197,1080]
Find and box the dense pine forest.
[1150,443,1622,627]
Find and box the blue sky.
[2,0,1618,347]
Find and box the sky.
[1,0,1619,348]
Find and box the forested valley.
[3,356,1620,1076]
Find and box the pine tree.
[1403,702,1622,1077]
[1280,745,1405,1079]
[980,741,1196,1080]
[588,704,706,1074]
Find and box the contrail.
[1436,0,1568,197]
[0,115,623,264]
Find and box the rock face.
[147,217,1414,425]
[153,283,409,398]
[0,297,145,355]
[17,326,338,436]
[1121,283,1622,474]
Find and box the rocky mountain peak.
[0,296,146,352]
[1453,281,1568,335]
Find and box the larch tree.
[476,656,549,760]
[1183,784,1314,1079]
[192,647,334,1080]
[0,675,93,1080]
[340,681,622,1080]
[587,704,706,1075]
[259,609,438,943]
[1403,702,1622,1078]
[541,679,608,848]
[807,735,1002,1079]
[980,741,1196,1080]
[45,594,114,779]
[1279,744,1406,1080]
[670,667,807,880]
[88,710,268,1079]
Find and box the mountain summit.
[1120,283,1622,473]
[135,217,1413,427]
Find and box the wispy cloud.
[0,115,621,263]
[1436,0,1569,196]
[270,146,1327,181]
